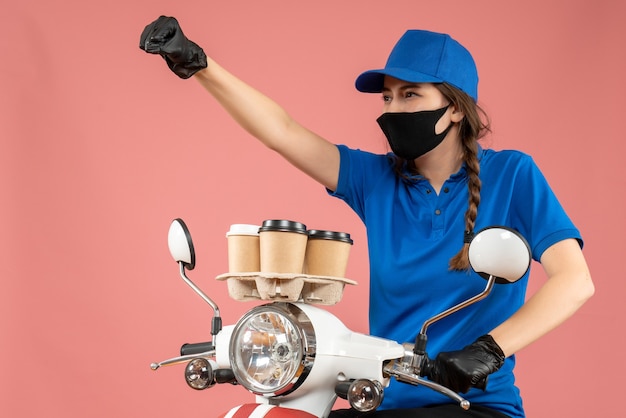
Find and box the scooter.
[151,219,531,417]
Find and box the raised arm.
[192,60,340,191]
[139,16,340,191]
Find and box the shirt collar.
[395,144,484,184]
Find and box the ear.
[450,104,465,123]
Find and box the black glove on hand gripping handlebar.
[421,334,505,394]
[139,16,207,79]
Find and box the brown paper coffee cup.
[226,224,260,273]
[259,220,308,274]
[304,230,353,277]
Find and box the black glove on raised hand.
[139,16,207,79]
[421,335,505,394]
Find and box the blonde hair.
[392,83,491,271]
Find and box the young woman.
[140,16,594,418]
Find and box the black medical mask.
[376,104,453,160]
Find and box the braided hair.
[392,83,491,271]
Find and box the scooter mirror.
[168,218,196,270]
[468,226,531,283]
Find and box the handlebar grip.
[180,342,214,356]
[419,355,433,378]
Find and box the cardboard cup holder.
[221,220,356,305]
[215,272,357,305]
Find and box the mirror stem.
[178,262,222,335]
[414,275,496,361]
[419,275,495,336]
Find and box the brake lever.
[383,360,470,410]
[150,349,215,371]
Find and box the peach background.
[1,1,624,417]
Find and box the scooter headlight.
[229,303,315,396]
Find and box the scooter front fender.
[219,404,317,418]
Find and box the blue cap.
[355,30,478,101]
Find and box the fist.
[139,16,207,79]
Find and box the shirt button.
[443,187,449,193]
[435,209,441,215]
[426,189,432,194]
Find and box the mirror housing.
[468,226,531,284]
[168,218,196,270]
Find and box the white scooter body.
[214,302,405,417]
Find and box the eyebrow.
[381,83,423,92]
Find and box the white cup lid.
[226,224,260,236]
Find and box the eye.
[404,91,419,99]
[381,94,392,103]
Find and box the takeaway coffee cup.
[226,224,261,273]
[304,230,353,277]
[259,220,308,274]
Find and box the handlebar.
[181,341,214,356]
